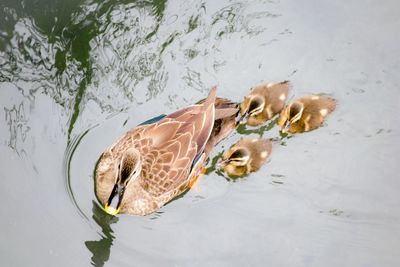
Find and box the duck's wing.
[137,87,217,197]
[172,86,216,155]
[138,114,166,126]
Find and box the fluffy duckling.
[240,81,289,126]
[277,95,336,133]
[218,138,272,177]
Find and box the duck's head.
[240,95,265,123]
[218,146,251,177]
[278,101,304,133]
[105,148,142,216]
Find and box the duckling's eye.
[229,148,249,160]
[230,150,243,159]
[289,107,297,118]
[249,101,259,113]
[289,103,302,119]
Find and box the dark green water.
[1,0,399,266]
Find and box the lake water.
[1,0,399,266]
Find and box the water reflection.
[3,102,30,155]
[0,0,171,147]
[236,119,276,137]
[64,123,118,266]
[85,201,118,267]
[0,0,281,154]
[205,151,224,175]
[4,0,400,265]
[64,126,94,220]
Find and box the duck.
[95,87,239,216]
[218,138,272,177]
[240,81,289,126]
[277,95,336,133]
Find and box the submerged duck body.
[277,95,336,133]
[219,138,272,177]
[240,81,289,126]
[95,88,239,216]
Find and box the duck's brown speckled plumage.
[95,88,239,215]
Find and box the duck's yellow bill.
[105,203,120,216]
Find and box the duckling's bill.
[238,112,250,124]
[281,120,291,133]
[217,158,230,168]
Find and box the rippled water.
[1,0,400,266]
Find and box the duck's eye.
[117,163,122,177]
[120,163,134,183]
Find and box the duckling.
[218,138,272,177]
[240,81,289,126]
[277,95,336,133]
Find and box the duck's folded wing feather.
[139,87,216,197]
[139,133,197,197]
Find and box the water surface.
[1,0,400,266]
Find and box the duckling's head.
[278,101,304,132]
[105,148,142,215]
[218,146,251,177]
[240,95,265,122]
[247,96,265,117]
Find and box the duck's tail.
[200,86,217,111]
